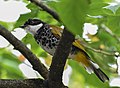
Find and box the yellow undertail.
[73,51,109,82]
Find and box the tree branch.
[0,25,48,79]
[48,29,74,88]
[30,0,60,22]
[0,79,45,88]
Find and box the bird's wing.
[73,39,86,52]
[50,25,63,38]
[50,26,86,52]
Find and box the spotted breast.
[34,24,60,55]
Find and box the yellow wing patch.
[50,25,63,37]
[73,39,91,67]
[74,52,90,67]
[73,39,85,51]
[50,26,90,67]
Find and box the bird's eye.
[27,19,34,25]
[30,21,34,24]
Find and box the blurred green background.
[0,0,120,88]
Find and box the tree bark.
[48,29,74,88]
[0,79,45,88]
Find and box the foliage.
[0,49,24,79]
[0,0,120,88]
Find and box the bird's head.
[20,19,45,35]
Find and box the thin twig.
[101,24,120,42]
[83,43,115,56]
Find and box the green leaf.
[115,6,120,16]
[56,0,89,36]
[37,11,58,25]
[103,8,114,16]
[105,3,120,15]
[26,3,39,10]
[1,62,24,78]
[91,0,112,3]
[103,0,112,2]
[0,50,24,78]
[106,16,120,36]
[22,34,45,56]
[0,21,15,31]
[88,2,108,16]
[14,11,38,28]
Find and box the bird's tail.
[86,61,109,82]
[74,52,109,82]
[72,40,109,82]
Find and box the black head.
[20,19,45,28]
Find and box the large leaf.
[55,0,89,36]
[88,2,108,16]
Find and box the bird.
[21,18,109,82]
